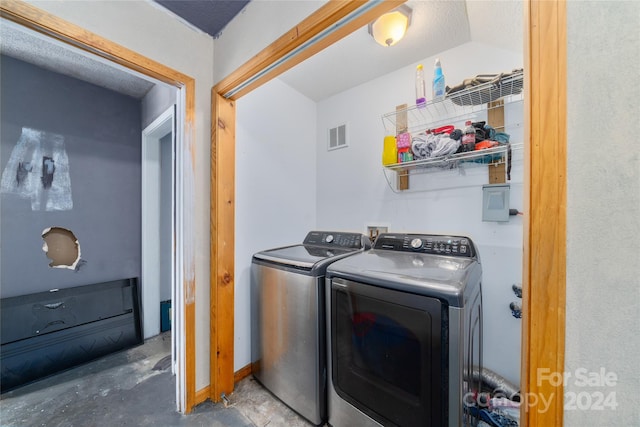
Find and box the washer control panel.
[303,231,369,249]
[373,233,475,258]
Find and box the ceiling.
[280,1,473,102]
[0,1,522,103]
[144,0,522,102]
[0,19,157,99]
[0,0,252,100]
[276,0,523,102]
[154,0,250,38]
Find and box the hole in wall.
[41,226,81,269]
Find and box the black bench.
[1,278,142,392]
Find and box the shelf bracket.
[396,104,409,190]
[488,161,507,184]
[487,99,505,132]
[487,99,506,183]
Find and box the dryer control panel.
[303,231,370,249]
[373,233,476,258]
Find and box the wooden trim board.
[0,0,199,413]
[521,0,567,425]
[210,92,236,401]
[195,386,211,406]
[234,364,253,385]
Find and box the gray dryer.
[325,233,483,427]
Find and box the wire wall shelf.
[384,142,524,174]
[382,142,524,193]
[381,70,524,134]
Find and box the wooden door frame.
[0,0,199,413]
[211,2,567,426]
[522,1,567,425]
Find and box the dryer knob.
[410,238,423,249]
[325,234,334,243]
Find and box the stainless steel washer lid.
[254,245,355,270]
[252,231,371,275]
[326,248,481,307]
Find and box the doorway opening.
[213,2,568,425]
[0,9,194,412]
[142,105,177,375]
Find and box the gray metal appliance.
[325,233,483,427]
[251,231,371,426]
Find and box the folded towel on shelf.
[430,134,460,158]
[411,133,433,159]
[412,132,460,159]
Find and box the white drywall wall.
[235,78,317,370]
[565,1,640,424]
[27,0,215,391]
[315,41,524,385]
[213,0,324,84]
[466,0,523,54]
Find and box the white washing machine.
[251,231,370,425]
[325,233,483,427]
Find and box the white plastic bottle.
[415,64,426,108]
[432,58,445,101]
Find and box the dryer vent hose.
[469,366,520,400]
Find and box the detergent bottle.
[382,135,397,165]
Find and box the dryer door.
[330,277,445,427]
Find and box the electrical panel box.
[482,184,510,222]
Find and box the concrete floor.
[0,332,312,427]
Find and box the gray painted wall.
[29,0,216,391]
[0,55,142,298]
[565,1,640,424]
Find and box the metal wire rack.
[382,142,524,193]
[381,70,524,134]
[384,142,522,173]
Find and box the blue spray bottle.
[432,58,445,101]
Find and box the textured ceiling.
[0,20,156,99]
[154,0,250,37]
[213,0,523,102]
[278,0,474,102]
[277,0,523,102]
[0,1,522,104]
[0,0,250,100]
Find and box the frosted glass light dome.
[368,5,412,47]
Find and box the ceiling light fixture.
[367,5,412,47]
